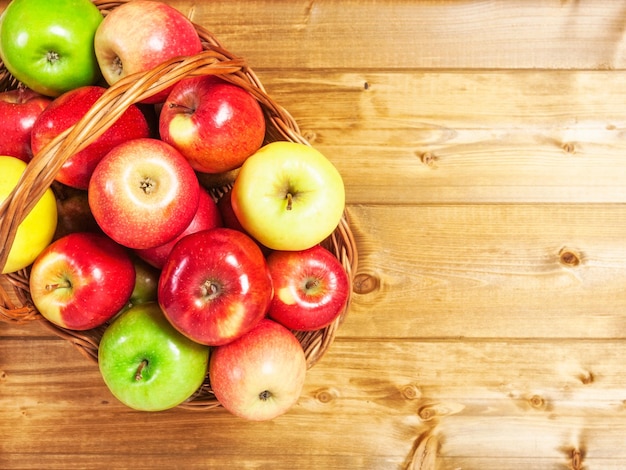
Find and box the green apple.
[0,0,103,97]
[98,302,210,411]
[231,141,345,251]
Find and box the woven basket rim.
[0,0,358,411]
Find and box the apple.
[31,85,151,190]
[209,318,307,421]
[0,0,103,97]
[0,88,51,162]
[29,232,135,330]
[159,75,266,173]
[0,156,57,274]
[98,302,210,411]
[123,254,160,313]
[88,138,201,250]
[216,189,271,256]
[158,228,273,346]
[266,245,349,331]
[231,141,345,251]
[135,187,222,269]
[52,185,102,240]
[94,0,203,104]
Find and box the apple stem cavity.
[201,280,221,301]
[135,359,149,381]
[259,390,272,401]
[46,50,60,65]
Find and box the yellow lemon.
[0,156,57,273]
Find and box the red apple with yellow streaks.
[159,76,266,173]
[88,138,200,249]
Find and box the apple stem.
[45,280,71,291]
[135,359,148,381]
[286,192,293,211]
[259,390,272,401]
[168,102,195,113]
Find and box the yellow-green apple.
[209,318,307,421]
[29,232,135,330]
[98,302,210,411]
[0,156,57,274]
[0,88,51,162]
[158,228,273,346]
[231,141,345,251]
[94,0,203,104]
[266,245,349,331]
[88,138,200,249]
[135,187,222,269]
[0,0,103,97]
[31,86,151,190]
[159,76,266,173]
[121,254,161,314]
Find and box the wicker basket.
[0,0,358,410]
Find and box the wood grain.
[2,0,626,469]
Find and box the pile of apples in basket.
[0,0,349,420]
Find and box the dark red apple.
[266,245,349,331]
[0,87,51,162]
[159,75,266,174]
[158,228,273,346]
[31,85,151,189]
[135,187,223,269]
[88,138,201,249]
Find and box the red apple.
[0,87,51,162]
[94,0,203,104]
[159,75,266,173]
[88,138,200,249]
[135,187,223,269]
[29,232,136,330]
[31,85,151,189]
[158,228,273,346]
[266,245,349,331]
[209,318,307,421]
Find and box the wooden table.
[2,1,626,468]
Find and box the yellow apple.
[231,142,345,251]
[0,156,57,273]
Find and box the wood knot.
[401,384,421,400]
[314,387,337,404]
[302,130,317,143]
[579,370,594,385]
[0,371,6,381]
[559,247,581,267]
[528,394,547,410]
[418,405,437,421]
[420,152,437,167]
[352,273,379,294]
[562,142,576,154]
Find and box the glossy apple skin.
[94,0,203,104]
[209,318,307,421]
[267,245,349,331]
[0,156,57,274]
[29,232,136,330]
[88,138,200,249]
[159,76,266,173]
[0,0,103,97]
[99,302,210,411]
[31,86,151,189]
[0,88,51,162]
[135,188,223,269]
[231,141,345,251]
[158,228,273,346]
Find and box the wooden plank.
[343,204,626,340]
[257,70,626,204]
[2,336,626,468]
[2,0,625,71]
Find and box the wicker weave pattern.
[0,0,357,410]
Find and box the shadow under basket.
[0,0,358,411]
